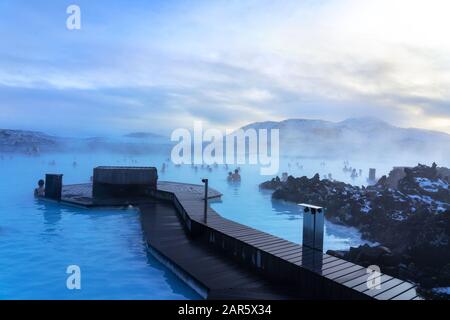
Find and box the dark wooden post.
[45,174,63,201]
[202,179,208,224]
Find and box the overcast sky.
[1,0,450,136]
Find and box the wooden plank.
[374,282,415,300]
[237,230,276,239]
[326,265,365,281]
[353,276,400,296]
[223,229,263,238]
[237,233,276,244]
[391,288,419,300]
[320,257,343,269]
[320,259,349,272]
[268,245,302,256]
[210,221,253,231]
[322,262,355,276]
[275,250,303,260]
[235,233,274,242]
[239,236,282,246]
[257,241,298,252]
[342,273,372,289]
[287,255,303,264]
[334,268,369,284]
[246,237,287,247]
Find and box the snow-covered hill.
[241,117,450,161]
[0,129,171,154]
[0,129,63,153]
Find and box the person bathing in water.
[232,169,241,182]
[34,179,45,197]
[227,169,241,182]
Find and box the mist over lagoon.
[1,0,450,302]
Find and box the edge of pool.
[144,242,208,300]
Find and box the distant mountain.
[0,129,63,153]
[0,129,171,154]
[240,117,450,161]
[124,132,167,140]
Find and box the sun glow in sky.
[1,0,450,135]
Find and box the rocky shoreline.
[260,163,450,299]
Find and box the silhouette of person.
[34,179,45,197]
[232,169,241,182]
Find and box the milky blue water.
[0,154,201,300]
[0,151,419,299]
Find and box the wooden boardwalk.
[140,201,304,299]
[60,181,422,300]
[60,181,221,207]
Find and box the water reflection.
[35,199,62,234]
[226,180,241,196]
[270,199,302,221]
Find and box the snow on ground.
[415,177,449,193]
[361,200,372,214]
[407,194,449,213]
[391,210,407,221]
[432,287,450,295]
[408,194,434,205]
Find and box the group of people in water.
[343,161,363,179]
[227,169,241,182]
[160,159,242,183]
[282,159,367,182]
[287,162,304,170]
[159,158,363,184]
[33,155,376,200]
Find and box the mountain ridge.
[0,128,171,154]
[243,117,450,137]
[239,117,450,161]
[2,117,449,161]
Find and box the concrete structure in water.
[42,166,423,300]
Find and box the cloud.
[0,0,450,134]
